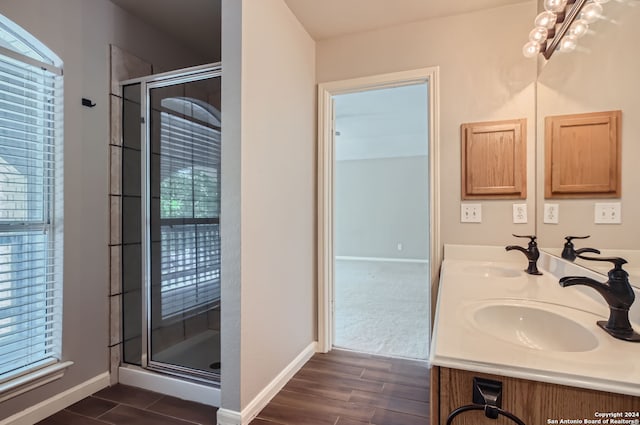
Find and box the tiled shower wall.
[109,45,152,385]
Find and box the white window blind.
[0,15,63,383]
[157,102,220,319]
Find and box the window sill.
[0,361,74,403]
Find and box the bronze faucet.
[561,235,600,262]
[505,234,542,275]
[559,255,640,342]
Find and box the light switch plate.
[461,204,482,223]
[544,203,559,224]
[512,204,527,223]
[594,202,621,224]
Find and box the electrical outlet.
[461,204,482,223]
[544,203,559,224]
[397,243,403,251]
[594,202,621,224]
[512,204,527,224]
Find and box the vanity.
[430,0,640,421]
[429,245,640,424]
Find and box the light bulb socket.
[540,40,548,55]
[547,27,556,39]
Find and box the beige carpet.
[334,259,430,360]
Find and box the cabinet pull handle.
[446,404,526,425]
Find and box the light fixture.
[523,0,606,60]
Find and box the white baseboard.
[216,408,242,425]
[336,255,429,264]
[0,372,110,425]
[217,341,317,425]
[119,366,220,407]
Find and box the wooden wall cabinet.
[461,119,527,200]
[431,366,640,425]
[545,110,621,199]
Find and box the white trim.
[216,408,242,425]
[0,45,62,75]
[0,372,109,425]
[118,366,220,407]
[216,342,317,425]
[317,87,335,354]
[0,361,74,403]
[120,62,221,86]
[317,67,441,354]
[335,256,429,264]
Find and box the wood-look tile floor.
[37,349,429,425]
[36,384,218,425]
[251,349,430,425]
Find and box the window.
[0,14,65,391]
[157,98,220,319]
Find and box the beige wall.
[317,1,538,262]
[222,0,317,412]
[240,0,316,408]
[0,0,206,420]
[335,156,429,260]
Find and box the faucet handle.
[575,254,627,268]
[565,235,591,242]
[576,254,629,281]
[512,234,537,243]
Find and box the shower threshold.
[119,364,220,407]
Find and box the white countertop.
[429,244,640,397]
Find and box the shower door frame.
[121,62,222,385]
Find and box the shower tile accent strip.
[108,44,152,385]
[110,245,121,296]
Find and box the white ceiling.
[335,84,429,161]
[284,0,530,40]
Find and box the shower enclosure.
[120,64,221,385]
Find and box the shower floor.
[153,329,221,373]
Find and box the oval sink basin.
[473,304,598,352]
[463,265,521,278]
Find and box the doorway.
[317,68,440,359]
[333,84,430,359]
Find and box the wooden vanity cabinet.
[431,366,640,425]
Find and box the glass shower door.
[146,73,221,382]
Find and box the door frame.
[317,67,441,354]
